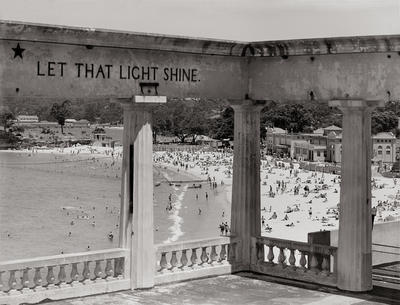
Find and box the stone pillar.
[118,95,166,289]
[230,99,266,268]
[329,99,383,292]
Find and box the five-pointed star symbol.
[12,43,25,59]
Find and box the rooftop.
[41,273,394,305]
[373,132,396,139]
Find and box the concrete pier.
[119,96,166,289]
[329,99,384,292]
[230,100,266,268]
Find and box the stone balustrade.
[251,236,337,286]
[0,248,130,305]
[155,236,241,284]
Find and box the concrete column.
[329,99,383,292]
[230,99,266,268]
[118,96,166,289]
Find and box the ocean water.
[0,151,230,261]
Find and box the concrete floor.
[42,273,398,305]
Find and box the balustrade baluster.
[159,252,168,271]
[299,251,307,271]
[219,244,227,262]
[57,264,67,287]
[180,249,188,269]
[200,247,208,265]
[190,248,198,267]
[278,247,286,267]
[21,268,30,291]
[33,267,43,289]
[267,245,274,264]
[321,255,329,275]
[0,271,4,293]
[94,260,104,280]
[105,259,114,278]
[114,258,120,277]
[70,263,80,284]
[8,270,18,294]
[257,243,264,262]
[210,245,218,264]
[288,249,296,269]
[117,258,124,278]
[8,270,18,293]
[82,261,91,282]
[309,253,319,273]
[228,243,236,262]
[46,266,56,287]
[170,251,178,270]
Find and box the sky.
[1,0,400,41]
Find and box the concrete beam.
[249,52,400,101]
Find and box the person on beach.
[224,222,229,235]
[219,223,225,235]
[205,192,208,200]
[308,207,312,219]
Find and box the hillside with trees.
[1,98,399,142]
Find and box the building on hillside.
[266,125,396,164]
[92,127,115,148]
[15,115,39,124]
[291,140,326,162]
[265,126,328,158]
[372,132,396,163]
[326,132,342,163]
[74,119,90,127]
[36,120,59,128]
[195,135,218,147]
[65,119,77,127]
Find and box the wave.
[163,184,187,243]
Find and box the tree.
[50,100,71,134]
[371,110,398,134]
[262,103,315,133]
[0,110,15,131]
[209,107,234,140]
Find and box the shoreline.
[1,146,399,260]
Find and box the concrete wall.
[330,221,400,266]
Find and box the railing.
[251,236,337,287]
[0,248,130,305]
[155,236,241,285]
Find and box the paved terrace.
[41,273,398,305]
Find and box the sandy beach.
[1,145,399,262]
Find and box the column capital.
[112,95,167,110]
[329,99,384,109]
[229,99,269,111]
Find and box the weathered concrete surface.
[3,21,400,102]
[41,273,393,305]
[230,100,265,268]
[249,53,400,101]
[330,221,400,266]
[0,39,247,100]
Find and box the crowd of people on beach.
[4,144,400,259]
